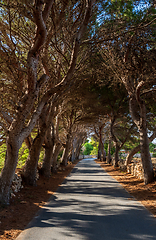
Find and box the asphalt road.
[16,159,156,240]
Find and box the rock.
[11,193,16,198]
[126,161,143,180]
[11,173,23,197]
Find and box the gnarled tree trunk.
[40,124,55,178]
[129,95,154,184]
[125,145,140,166]
[0,0,94,205]
[74,134,86,160]
[0,134,21,204]
[22,106,50,185]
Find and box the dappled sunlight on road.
[16,160,156,240]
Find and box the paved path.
[16,159,156,240]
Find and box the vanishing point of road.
[16,158,156,240]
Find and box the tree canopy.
[1,0,156,204]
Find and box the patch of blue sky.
[96,0,151,25]
[133,1,151,13]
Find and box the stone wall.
[118,159,156,180]
[11,173,23,198]
[79,155,96,159]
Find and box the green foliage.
[104,142,108,155]
[0,143,45,172]
[90,146,98,155]
[17,144,29,169]
[38,147,44,163]
[83,142,93,155]
[111,146,115,155]
[0,144,6,172]
[123,139,140,151]
[58,150,63,161]
[0,143,29,172]
[149,142,156,153]
[153,152,156,157]
[90,137,99,155]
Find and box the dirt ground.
[0,159,156,240]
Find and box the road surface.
[16,158,156,240]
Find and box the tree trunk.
[0,0,94,205]
[139,126,154,184]
[113,143,120,167]
[22,130,46,186]
[102,146,106,162]
[71,138,77,162]
[22,105,51,185]
[61,134,71,166]
[107,139,112,164]
[51,143,62,172]
[0,135,21,205]
[98,141,102,161]
[41,146,54,177]
[75,136,85,160]
[125,145,140,166]
[125,129,156,166]
[129,96,154,184]
[71,134,85,162]
[110,116,119,167]
[99,125,106,161]
[40,124,55,178]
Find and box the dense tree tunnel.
[0,0,156,205]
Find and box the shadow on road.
[17,159,156,240]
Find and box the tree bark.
[110,116,120,167]
[0,0,94,205]
[22,105,51,185]
[125,145,140,166]
[98,141,102,161]
[113,143,120,167]
[22,134,45,186]
[129,95,154,184]
[71,137,78,162]
[139,125,154,184]
[0,135,21,205]
[125,130,156,166]
[51,143,62,172]
[0,1,52,204]
[40,124,55,178]
[61,134,71,166]
[107,138,112,164]
[75,135,85,160]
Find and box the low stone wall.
[126,161,143,180]
[118,159,156,180]
[79,155,97,159]
[11,173,23,198]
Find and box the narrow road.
[16,159,156,240]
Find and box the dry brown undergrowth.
[0,159,156,240]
